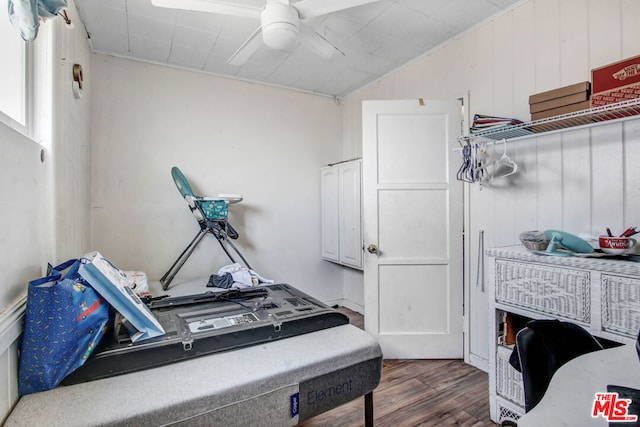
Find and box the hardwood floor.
[300,308,497,427]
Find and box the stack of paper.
[471,114,524,134]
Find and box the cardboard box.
[529,81,591,104]
[530,91,590,113]
[591,55,640,107]
[531,100,591,121]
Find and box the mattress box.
[591,55,640,107]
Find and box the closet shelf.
[461,98,640,143]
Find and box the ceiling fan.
[150,0,382,65]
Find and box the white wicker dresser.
[486,246,640,425]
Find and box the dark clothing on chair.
[207,273,234,289]
[509,319,604,412]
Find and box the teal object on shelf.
[542,230,593,256]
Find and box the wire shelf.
[462,98,640,142]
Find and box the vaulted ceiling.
[74,0,522,97]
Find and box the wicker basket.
[496,345,525,406]
[519,230,549,251]
[520,240,549,251]
[602,274,640,337]
[495,260,591,322]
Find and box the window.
[0,6,29,133]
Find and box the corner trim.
[0,295,27,355]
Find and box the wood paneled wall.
[478,120,640,247]
[340,0,640,367]
[50,1,93,262]
[342,0,640,151]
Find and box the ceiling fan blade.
[226,26,264,66]
[294,0,381,19]
[299,24,344,59]
[150,0,261,19]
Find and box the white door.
[362,99,463,359]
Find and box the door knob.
[367,244,378,254]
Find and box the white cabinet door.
[339,160,362,268]
[321,160,363,269]
[321,166,339,262]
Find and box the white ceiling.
[74,0,522,97]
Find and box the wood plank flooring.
[300,308,497,427]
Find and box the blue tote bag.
[18,259,110,395]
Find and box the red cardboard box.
[591,55,640,107]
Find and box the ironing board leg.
[160,229,208,290]
[364,392,374,427]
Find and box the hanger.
[487,139,517,180]
[457,142,474,183]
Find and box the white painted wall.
[89,56,344,302]
[0,128,44,422]
[341,0,640,368]
[49,9,93,263]
[0,129,43,324]
[0,1,92,422]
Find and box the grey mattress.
[6,324,382,426]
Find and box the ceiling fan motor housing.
[260,3,300,50]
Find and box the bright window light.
[0,6,27,128]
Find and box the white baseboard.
[0,296,26,355]
[339,299,364,315]
[466,353,489,373]
[0,295,26,424]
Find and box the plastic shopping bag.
[18,259,110,396]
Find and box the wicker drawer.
[495,260,590,322]
[496,397,523,426]
[601,274,640,338]
[496,345,524,407]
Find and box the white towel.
[217,263,274,289]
